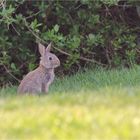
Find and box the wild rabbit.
[17,43,60,95]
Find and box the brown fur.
[17,43,60,95]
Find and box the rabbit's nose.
[53,59,60,67]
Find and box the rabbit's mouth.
[53,61,60,68]
[47,64,60,69]
[53,64,60,68]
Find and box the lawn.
[0,66,140,140]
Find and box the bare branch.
[0,0,6,10]
[11,24,21,36]
[26,11,41,19]
[23,18,106,66]
[3,64,21,83]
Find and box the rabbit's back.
[18,67,54,94]
[18,69,43,94]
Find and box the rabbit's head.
[39,43,60,69]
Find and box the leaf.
[11,63,16,70]
[30,19,42,30]
[28,63,35,71]
[54,24,59,33]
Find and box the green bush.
[0,0,139,86]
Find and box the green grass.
[0,66,140,140]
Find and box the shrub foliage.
[0,0,140,85]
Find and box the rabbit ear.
[46,43,52,52]
[38,43,45,56]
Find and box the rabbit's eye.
[49,57,52,60]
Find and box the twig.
[26,11,41,19]
[136,48,140,53]
[0,0,6,9]
[19,61,28,70]
[53,46,106,66]
[74,4,83,10]
[11,24,21,36]
[45,1,53,24]
[24,19,42,42]
[105,5,112,17]
[3,64,21,83]
[117,4,133,8]
[105,48,111,67]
